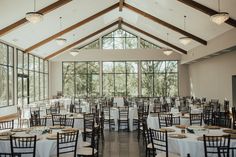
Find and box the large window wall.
[0,42,14,107]
[63,62,100,97]
[141,61,178,97]
[63,61,178,97]
[102,62,138,96]
[17,49,49,104]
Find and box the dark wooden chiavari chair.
[158,113,172,128]
[217,146,236,157]
[0,120,14,130]
[118,106,129,131]
[190,113,203,126]
[30,117,47,127]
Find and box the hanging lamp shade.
[163,49,173,56]
[55,38,67,46]
[26,12,43,23]
[70,49,79,56]
[210,12,229,25]
[179,36,192,45]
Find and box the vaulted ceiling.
[0,0,235,59]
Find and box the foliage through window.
[63,62,100,97]
[62,61,178,98]
[0,42,14,107]
[141,61,178,97]
[102,29,138,49]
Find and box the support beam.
[122,21,187,54]
[118,17,122,29]
[0,0,72,36]
[26,3,119,53]
[177,0,236,27]
[45,20,119,60]
[119,0,124,11]
[123,2,207,45]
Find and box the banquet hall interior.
[0,0,236,157]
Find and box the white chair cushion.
[77,147,97,156]
[80,141,91,147]
[51,152,74,157]
[147,143,153,149]
[155,152,180,157]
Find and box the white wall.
[188,50,236,106]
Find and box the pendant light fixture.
[55,17,67,46]
[163,33,173,56]
[25,0,43,24]
[211,0,229,25]
[179,15,192,45]
[70,34,79,56]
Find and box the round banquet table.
[161,126,236,157]
[0,127,84,157]
[147,113,193,129]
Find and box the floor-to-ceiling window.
[141,60,178,97]
[62,62,100,97]
[102,61,138,96]
[17,50,49,104]
[0,42,14,107]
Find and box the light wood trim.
[0,0,72,36]
[177,0,236,27]
[0,113,18,122]
[45,20,119,60]
[123,2,207,45]
[25,3,119,53]
[122,21,187,54]
[119,0,124,11]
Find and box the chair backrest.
[30,117,46,127]
[118,107,129,120]
[30,107,40,119]
[83,113,95,141]
[158,113,172,128]
[52,114,66,126]
[217,147,236,157]
[91,126,100,156]
[142,119,151,146]
[57,131,79,157]
[150,129,168,157]
[0,120,14,130]
[172,116,180,125]
[10,135,37,157]
[203,134,231,157]
[203,106,213,125]
[190,113,203,126]
[61,117,74,128]
[214,115,231,128]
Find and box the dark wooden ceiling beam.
[0,0,72,36]
[118,17,123,29]
[119,0,124,11]
[122,21,187,54]
[45,20,119,60]
[26,2,119,53]
[123,2,207,45]
[177,0,236,27]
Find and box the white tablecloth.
[113,97,124,107]
[164,126,236,157]
[147,114,191,129]
[0,128,84,157]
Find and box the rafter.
[26,2,119,53]
[119,0,124,11]
[45,20,119,60]
[118,17,123,29]
[123,2,207,45]
[177,0,236,27]
[122,21,187,54]
[0,0,72,36]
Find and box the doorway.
[233,75,236,107]
[17,74,29,107]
